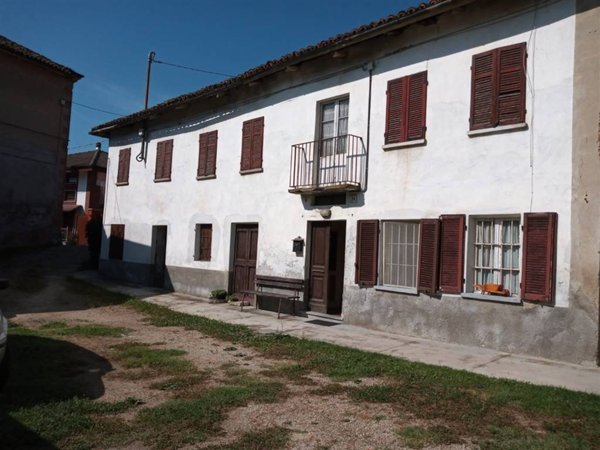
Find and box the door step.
[305,311,343,323]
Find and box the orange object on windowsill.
[474,283,510,297]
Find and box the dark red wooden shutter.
[117,148,130,184]
[417,219,440,293]
[251,117,264,170]
[470,50,496,130]
[199,224,212,261]
[155,141,165,180]
[206,130,217,176]
[497,43,526,126]
[406,71,427,140]
[198,131,218,177]
[197,133,208,177]
[109,224,124,260]
[439,214,465,294]
[385,78,405,144]
[163,139,173,179]
[241,120,253,171]
[521,212,557,303]
[355,220,379,287]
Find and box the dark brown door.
[232,225,258,295]
[309,223,330,314]
[151,225,167,288]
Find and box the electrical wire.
[68,142,98,151]
[153,59,233,78]
[71,101,122,116]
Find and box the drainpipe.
[363,61,375,192]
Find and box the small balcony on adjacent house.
[288,134,367,193]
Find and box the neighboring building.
[62,143,108,245]
[92,0,600,366]
[0,35,83,250]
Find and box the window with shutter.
[385,71,427,145]
[109,224,125,260]
[417,219,440,293]
[470,43,526,131]
[194,224,212,261]
[381,221,420,289]
[355,220,379,287]
[521,212,557,303]
[439,215,465,294]
[198,131,218,179]
[117,148,131,185]
[240,117,264,173]
[155,140,173,182]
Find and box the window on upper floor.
[194,224,212,261]
[117,148,131,185]
[197,131,218,179]
[384,71,427,146]
[240,117,264,173]
[155,140,173,182]
[109,224,125,260]
[65,172,78,184]
[318,97,349,156]
[470,43,527,131]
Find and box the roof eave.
[91,0,464,138]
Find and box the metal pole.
[144,51,156,110]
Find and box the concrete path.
[73,271,600,396]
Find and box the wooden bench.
[241,275,304,319]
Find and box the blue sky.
[1,0,417,153]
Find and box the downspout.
[363,61,374,192]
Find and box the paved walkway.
[73,271,600,395]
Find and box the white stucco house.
[92,0,600,366]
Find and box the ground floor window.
[109,224,125,260]
[194,224,212,261]
[473,218,520,296]
[381,221,419,288]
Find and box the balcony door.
[317,97,349,186]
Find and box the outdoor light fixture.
[292,237,304,253]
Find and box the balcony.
[288,134,367,193]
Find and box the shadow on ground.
[0,333,113,449]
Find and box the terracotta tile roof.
[0,34,83,81]
[91,0,452,136]
[67,149,108,169]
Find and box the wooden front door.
[151,225,168,288]
[309,223,330,314]
[309,221,346,315]
[232,225,258,295]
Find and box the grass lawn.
[2,281,599,449]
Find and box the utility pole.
[144,51,156,110]
[137,51,155,163]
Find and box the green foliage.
[397,425,460,448]
[111,342,194,375]
[210,289,228,300]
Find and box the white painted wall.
[102,0,575,307]
[76,171,87,207]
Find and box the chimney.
[95,142,101,151]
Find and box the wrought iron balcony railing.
[288,134,367,193]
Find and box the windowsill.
[461,292,522,304]
[154,178,171,183]
[374,285,419,296]
[382,139,426,151]
[196,174,216,181]
[467,122,528,137]
[115,181,129,186]
[240,168,263,175]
